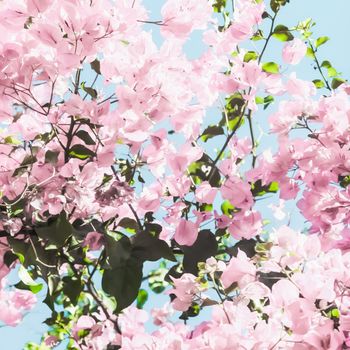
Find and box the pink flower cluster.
[0,0,349,348]
[251,86,350,250]
[0,278,36,327]
[118,227,350,349]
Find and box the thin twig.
[308,41,332,91]
[28,237,57,268]
[128,203,143,231]
[137,20,165,26]
[258,12,277,64]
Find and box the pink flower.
[0,240,11,283]
[3,218,22,236]
[271,279,299,307]
[241,282,270,301]
[138,183,162,213]
[160,0,212,39]
[174,219,198,246]
[195,181,218,204]
[221,250,256,288]
[0,302,23,326]
[0,283,36,326]
[12,290,36,310]
[286,72,316,98]
[83,231,103,251]
[284,298,316,334]
[165,175,191,198]
[151,303,173,326]
[282,38,307,65]
[228,210,262,239]
[44,335,59,347]
[169,273,200,311]
[221,176,253,210]
[75,315,96,331]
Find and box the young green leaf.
[69,144,95,160]
[331,77,346,89]
[312,79,325,89]
[136,289,148,309]
[272,24,294,41]
[201,125,224,142]
[262,62,279,74]
[75,130,96,145]
[244,51,259,62]
[315,36,329,48]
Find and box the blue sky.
[1,0,349,348]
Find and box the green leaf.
[69,144,95,160]
[144,222,162,236]
[62,276,82,305]
[187,153,221,187]
[118,217,139,233]
[227,239,257,258]
[261,11,270,19]
[182,230,218,274]
[13,155,37,177]
[255,96,264,104]
[258,271,287,289]
[272,24,294,41]
[262,62,279,74]
[331,308,340,318]
[102,257,143,312]
[331,77,346,89]
[148,264,169,293]
[212,0,226,12]
[131,231,176,262]
[268,181,279,192]
[8,237,36,267]
[270,0,288,12]
[45,150,59,164]
[321,60,338,77]
[227,115,244,131]
[75,130,96,145]
[321,60,332,69]
[136,289,148,309]
[297,18,314,31]
[243,51,259,62]
[327,67,338,78]
[81,82,97,99]
[306,47,315,59]
[221,200,235,217]
[251,180,279,197]
[200,125,224,142]
[17,266,43,293]
[26,282,43,294]
[251,29,264,41]
[4,136,21,145]
[312,79,325,89]
[35,212,73,248]
[105,234,132,268]
[43,274,61,310]
[220,93,246,132]
[263,95,274,110]
[3,250,17,268]
[24,342,47,350]
[315,36,329,48]
[200,203,213,212]
[179,303,201,319]
[90,59,101,74]
[339,175,350,188]
[18,266,37,285]
[187,161,205,185]
[8,236,56,274]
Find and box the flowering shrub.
[0,0,349,349]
